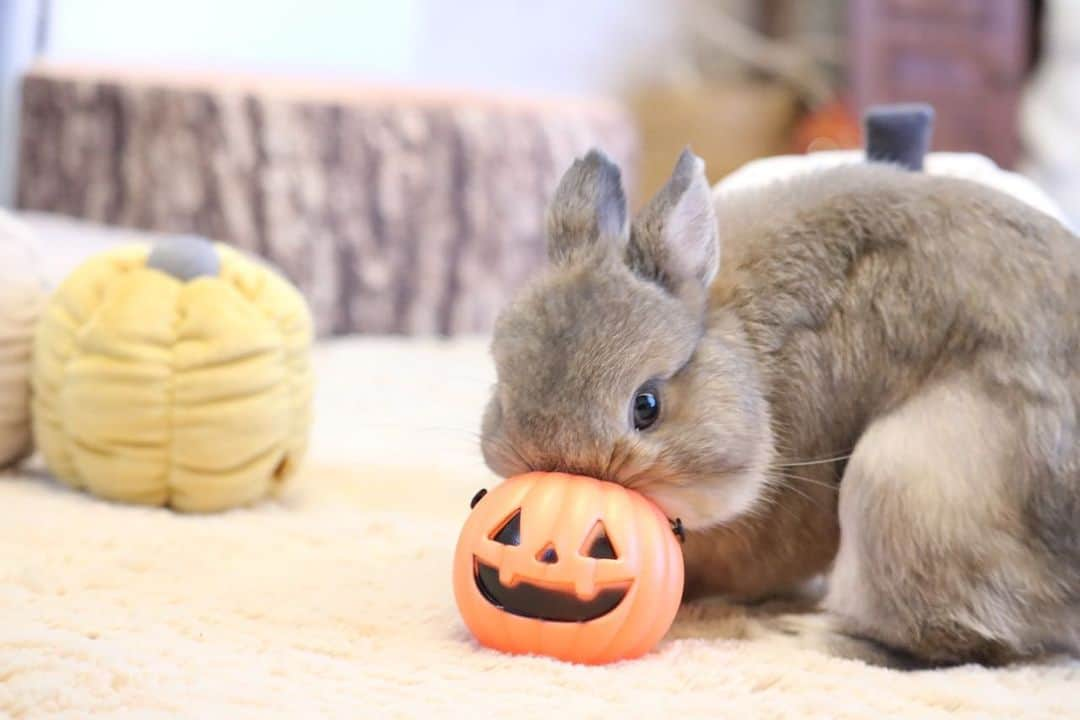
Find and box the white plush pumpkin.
[715,150,1068,227]
[0,210,47,467]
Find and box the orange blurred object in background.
[792,98,862,154]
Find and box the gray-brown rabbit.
[480,136,1080,666]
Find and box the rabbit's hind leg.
[824,374,1072,666]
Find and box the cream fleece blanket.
[1,337,1077,719]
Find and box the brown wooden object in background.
[850,0,1031,168]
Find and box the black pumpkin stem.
[670,517,685,543]
[470,488,488,509]
[864,103,934,171]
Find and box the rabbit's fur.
[481,148,1080,666]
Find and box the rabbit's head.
[481,149,773,530]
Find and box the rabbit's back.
[712,164,1080,601]
[713,163,1080,408]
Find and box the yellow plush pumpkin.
[31,237,313,512]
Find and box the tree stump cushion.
[17,63,638,337]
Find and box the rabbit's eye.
[631,382,661,431]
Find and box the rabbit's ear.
[628,148,719,292]
[546,149,629,263]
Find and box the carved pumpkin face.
[453,472,684,665]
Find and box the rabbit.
[479,127,1080,667]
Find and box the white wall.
[1021,0,1080,227]
[410,1,677,96]
[42,0,677,97]
[0,0,44,207]
[45,0,421,81]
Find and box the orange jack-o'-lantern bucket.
[453,472,685,665]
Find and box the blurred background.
[2,0,1077,337]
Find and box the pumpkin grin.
[473,559,631,622]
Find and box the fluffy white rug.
[1,337,1077,719]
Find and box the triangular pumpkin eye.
[536,544,558,564]
[491,510,521,546]
[581,521,618,560]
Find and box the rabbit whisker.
[772,451,853,468]
[769,472,840,492]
